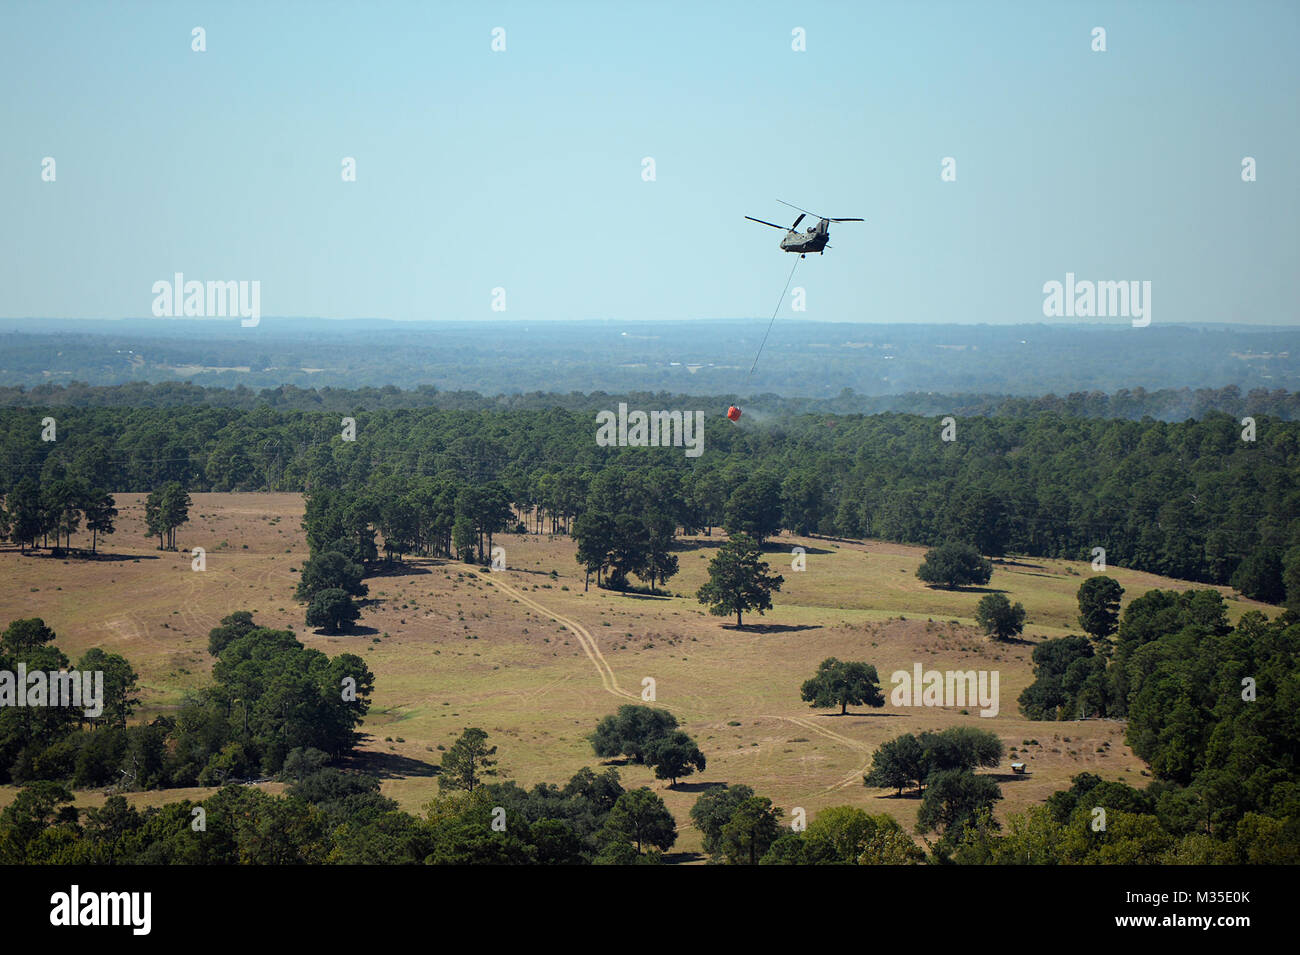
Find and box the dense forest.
[3,400,1299,595]
[1009,591,1299,856]
[2,383,1298,865]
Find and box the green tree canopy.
[695,533,784,627]
[723,474,783,544]
[916,768,1002,837]
[597,787,676,856]
[719,796,783,865]
[438,728,498,793]
[800,657,886,715]
[975,593,1027,640]
[689,784,755,857]
[296,551,369,602]
[644,730,706,787]
[589,705,678,764]
[1077,576,1124,641]
[916,542,993,589]
[306,588,361,634]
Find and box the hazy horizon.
[3,1,1297,326]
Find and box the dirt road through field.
[476,571,874,798]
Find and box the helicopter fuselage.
[778,219,830,253]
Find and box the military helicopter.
[745,199,863,257]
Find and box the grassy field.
[0,492,1277,857]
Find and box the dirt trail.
[475,573,639,702]
[775,715,873,792]
[477,571,874,796]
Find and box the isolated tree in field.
[305,588,361,634]
[800,658,886,715]
[916,541,992,589]
[719,796,783,865]
[915,769,1002,836]
[161,482,191,548]
[1076,576,1124,641]
[589,705,678,763]
[296,551,368,602]
[145,481,191,550]
[645,730,706,787]
[696,533,784,627]
[438,728,498,793]
[975,593,1026,640]
[82,488,117,554]
[598,787,676,856]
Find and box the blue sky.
[2,0,1296,325]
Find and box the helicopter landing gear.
[800,253,806,259]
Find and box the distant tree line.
[5,404,1299,596]
[3,379,1298,423]
[1,477,118,554]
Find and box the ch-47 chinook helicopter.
[745,199,864,257]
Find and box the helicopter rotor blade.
[745,215,789,231]
[776,200,863,223]
[776,198,815,218]
[791,213,805,230]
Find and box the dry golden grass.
[0,494,1277,856]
